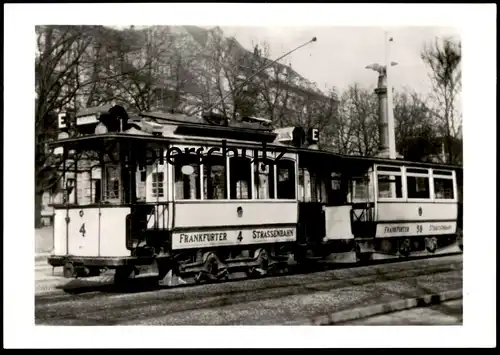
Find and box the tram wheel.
[425,237,438,253]
[63,262,76,278]
[399,238,411,257]
[248,248,269,277]
[195,252,220,284]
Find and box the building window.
[203,155,226,200]
[152,172,164,198]
[434,177,454,199]
[276,160,296,199]
[230,157,252,199]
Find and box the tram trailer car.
[331,155,463,261]
[46,106,463,285]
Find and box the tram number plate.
[416,225,423,233]
[79,223,86,237]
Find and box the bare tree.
[198,31,267,119]
[111,26,205,113]
[35,25,98,227]
[421,37,462,164]
[330,88,358,155]
[393,89,438,162]
[34,25,170,227]
[243,42,295,123]
[334,84,379,156]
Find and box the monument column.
[375,71,390,157]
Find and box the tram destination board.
[376,221,457,238]
[172,226,296,250]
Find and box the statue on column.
[366,62,402,159]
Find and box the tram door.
[297,162,329,246]
[347,166,376,239]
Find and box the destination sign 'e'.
[76,114,99,126]
[375,221,457,238]
[172,226,296,250]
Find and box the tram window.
[350,175,372,202]
[64,178,76,204]
[377,174,403,198]
[434,170,453,176]
[328,173,347,205]
[105,165,121,202]
[407,168,429,174]
[277,160,296,200]
[377,166,402,173]
[93,179,102,203]
[407,176,430,199]
[203,155,227,200]
[152,172,164,198]
[434,177,454,199]
[254,160,275,199]
[175,156,201,200]
[136,170,146,202]
[310,171,327,203]
[230,157,252,199]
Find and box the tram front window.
[57,140,138,206]
[105,165,121,202]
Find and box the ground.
[35,226,54,254]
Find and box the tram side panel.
[172,201,297,251]
[52,206,131,258]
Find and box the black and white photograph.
[3,3,496,349]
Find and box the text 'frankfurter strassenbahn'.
[176,228,295,245]
[178,232,228,244]
[252,228,294,239]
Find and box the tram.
[46,105,463,285]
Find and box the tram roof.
[49,133,462,171]
[335,153,463,170]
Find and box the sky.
[218,26,461,97]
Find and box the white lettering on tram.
[384,226,410,234]
[430,224,452,232]
[376,221,457,238]
[252,228,294,239]
[178,232,228,244]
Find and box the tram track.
[35,254,462,325]
[35,252,462,300]
[35,256,462,304]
